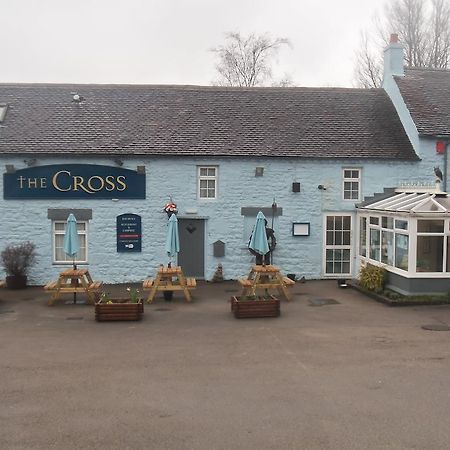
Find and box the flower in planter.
[100,292,113,304]
[126,287,140,303]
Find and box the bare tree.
[211,32,291,87]
[354,31,384,88]
[427,0,450,67]
[354,0,450,88]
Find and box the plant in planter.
[230,294,280,318]
[0,241,37,289]
[126,287,140,303]
[95,288,144,321]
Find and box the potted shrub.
[1,241,37,289]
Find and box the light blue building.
[0,36,449,291]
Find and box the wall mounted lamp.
[318,184,327,190]
[255,167,264,177]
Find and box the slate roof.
[0,83,417,159]
[395,68,450,137]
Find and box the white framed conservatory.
[356,189,450,294]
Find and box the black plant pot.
[163,291,173,301]
[6,275,27,290]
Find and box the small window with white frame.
[53,221,88,264]
[198,166,217,199]
[343,168,361,201]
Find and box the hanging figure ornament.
[248,219,277,265]
[163,195,178,218]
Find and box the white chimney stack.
[383,33,404,79]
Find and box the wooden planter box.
[95,298,144,322]
[231,295,280,318]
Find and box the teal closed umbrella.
[165,213,180,266]
[63,214,81,304]
[63,214,80,269]
[249,211,270,259]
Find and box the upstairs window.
[198,166,217,199]
[343,168,361,201]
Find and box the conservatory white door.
[323,214,353,276]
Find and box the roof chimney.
[384,33,404,78]
[389,33,399,44]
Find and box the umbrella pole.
[271,198,277,265]
[73,257,77,304]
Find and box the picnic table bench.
[143,265,196,303]
[44,268,103,305]
[239,265,295,301]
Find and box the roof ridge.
[0,82,380,93]
[404,67,450,74]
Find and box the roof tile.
[395,68,450,137]
[0,84,417,160]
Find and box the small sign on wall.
[292,222,310,236]
[117,214,142,252]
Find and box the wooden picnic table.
[238,264,295,301]
[143,265,196,303]
[44,268,103,306]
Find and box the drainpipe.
[444,140,449,192]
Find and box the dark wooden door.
[178,219,205,278]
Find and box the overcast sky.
[0,0,388,87]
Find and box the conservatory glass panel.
[395,234,408,270]
[369,229,380,261]
[395,219,408,230]
[416,236,444,272]
[359,217,367,257]
[381,230,394,265]
[381,216,393,229]
[417,220,444,233]
[447,237,450,272]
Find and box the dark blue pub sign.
[3,164,146,199]
[117,214,142,253]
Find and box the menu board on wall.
[117,213,142,252]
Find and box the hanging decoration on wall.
[163,195,178,218]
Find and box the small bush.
[359,264,386,292]
[0,241,37,276]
